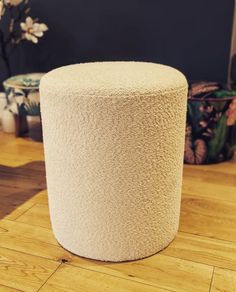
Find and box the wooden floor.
[0,132,236,292]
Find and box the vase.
[1,108,15,133]
[0,92,7,126]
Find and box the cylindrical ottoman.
[40,62,187,262]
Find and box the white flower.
[4,0,23,6]
[0,0,5,19]
[20,17,48,44]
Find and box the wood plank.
[0,162,46,189]
[161,232,236,271]
[211,268,236,292]
[0,153,38,167]
[183,155,236,176]
[182,178,236,203]
[16,204,51,229]
[0,156,46,221]
[0,189,47,221]
[183,165,236,187]
[0,217,214,291]
[0,219,72,262]
[3,201,35,221]
[0,146,44,167]
[28,190,48,205]
[0,136,44,167]
[1,132,236,292]
[180,194,236,242]
[0,184,30,196]
[0,157,46,220]
[0,217,217,291]
[0,132,16,145]
[0,219,56,245]
[70,253,213,292]
[0,201,214,292]
[40,264,171,292]
[0,285,21,292]
[0,246,59,292]
[0,188,44,221]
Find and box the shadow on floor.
[0,161,46,219]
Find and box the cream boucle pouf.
[40,62,187,262]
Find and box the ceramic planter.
[185,87,236,164]
[3,73,44,141]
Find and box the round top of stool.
[40,62,187,97]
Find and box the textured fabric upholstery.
[40,62,187,261]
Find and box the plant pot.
[3,73,44,141]
[185,96,236,164]
[14,114,28,137]
[26,116,42,142]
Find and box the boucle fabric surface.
[40,62,188,262]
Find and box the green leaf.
[187,101,204,134]
[224,143,236,160]
[208,115,228,160]
[214,90,236,98]
[23,101,41,116]
[210,100,228,112]
[229,124,236,146]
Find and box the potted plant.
[0,0,48,139]
[185,82,236,164]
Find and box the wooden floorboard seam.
[179,230,236,245]
[0,232,216,276]
[182,192,236,204]
[3,218,52,231]
[0,244,62,265]
[64,263,176,292]
[0,283,24,292]
[1,219,234,272]
[159,253,230,271]
[37,263,62,292]
[209,266,215,292]
[9,203,38,221]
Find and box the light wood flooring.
[0,132,236,292]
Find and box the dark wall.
[1,0,235,84]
